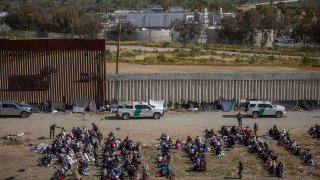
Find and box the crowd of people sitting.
[34,121,320,178]
[41,123,103,179]
[205,129,223,156]
[309,124,320,139]
[35,123,147,179]
[184,135,207,172]
[100,132,143,179]
[155,133,175,178]
[269,125,317,166]
[220,124,284,178]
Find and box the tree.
[311,17,320,47]
[172,19,201,44]
[256,5,278,46]
[293,11,314,47]
[242,9,261,46]
[109,22,136,35]
[74,13,104,38]
[5,2,103,36]
[219,16,239,43]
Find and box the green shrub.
[268,56,275,61]
[143,56,153,64]
[189,47,201,57]
[120,51,135,58]
[235,58,241,63]
[211,50,217,55]
[161,41,170,47]
[175,51,189,58]
[248,57,258,64]
[299,46,316,53]
[174,48,181,52]
[105,49,113,58]
[156,53,167,62]
[301,56,315,65]
[133,49,142,55]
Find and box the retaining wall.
[106,73,320,103]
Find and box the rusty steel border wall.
[0,39,106,104]
[106,73,320,104]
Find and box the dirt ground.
[0,111,320,179]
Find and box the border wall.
[106,73,320,104]
[0,39,106,104]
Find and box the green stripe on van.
[134,109,142,116]
[258,108,265,116]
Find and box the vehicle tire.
[153,112,161,119]
[122,113,130,120]
[276,111,283,118]
[20,112,29,118]
[252,111,259,119]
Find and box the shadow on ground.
[104,116,161,121]
[222,115,252,118]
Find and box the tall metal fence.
[106,73,320,103]
[0,39,106,104]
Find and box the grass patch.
[108,46,320,69]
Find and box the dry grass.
[108,49,320,69]
[3,140,24,146]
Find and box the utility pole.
[31,14,34,32]
[116,20,121,74]
[149,16,151,43]
[28,13,34,32]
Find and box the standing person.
[238,161,243,179]
[276,161,284,177]
[142,164,149,180]
[92,123,99,133]
[237,112,243,128]
[94,149,99,166]
[254,122,258,136]
[50,123,57,139]
[97,130,103,146]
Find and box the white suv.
[246,100,286,118]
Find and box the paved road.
[106,45,308,59]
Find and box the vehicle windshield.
[149,104,155,108]
[17,103,30,107]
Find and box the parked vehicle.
[116,102,164,120]
[246,100,286,118]
[0,101,32,118]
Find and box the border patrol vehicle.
[246,100,286,118]
[0,101,32,118]
[116,102,164,120]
